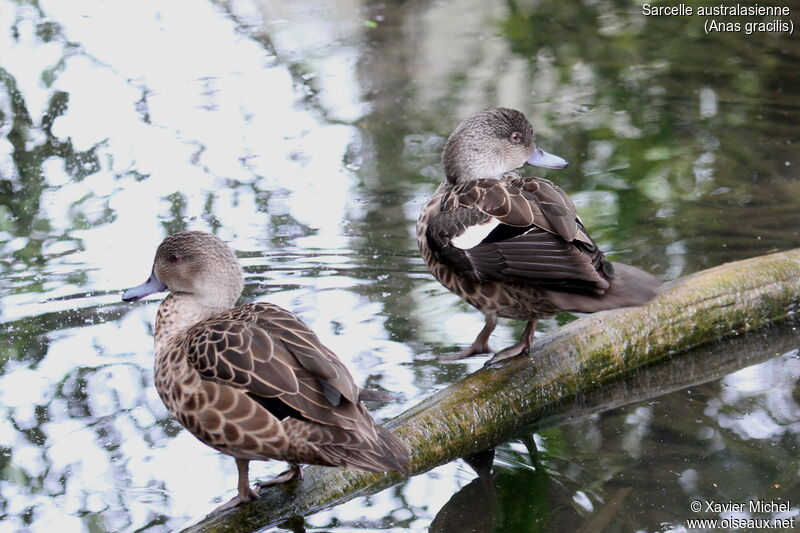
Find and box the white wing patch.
[451,218,501,249]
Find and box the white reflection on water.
[1,0,359,315]
[0,0,425,530]
[716,350,800,439]
[2,0,799,531]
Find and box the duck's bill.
[527,146,569,169]
[122,272,167,302]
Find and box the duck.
[122,231,409,512]
[417,108,660,365]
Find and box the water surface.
[1,0,799,531]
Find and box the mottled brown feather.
[157,299,409,471]
[426,175,612,293]
[182,303,374,431]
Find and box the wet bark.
[182,248,800,533]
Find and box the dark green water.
[1,0,798,531]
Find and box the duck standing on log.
[417,108,660,365]
[122,231,409,512]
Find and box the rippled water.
[1,0,799,531]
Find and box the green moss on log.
[182,249,800,533]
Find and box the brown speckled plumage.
[417,108,660,364]
[123,231,409,512]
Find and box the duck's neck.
[445,169,521,186]
[154,293,230,351]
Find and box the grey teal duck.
[122,231,409,512]
[417,108,660,365]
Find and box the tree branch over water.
[183,248,800,533]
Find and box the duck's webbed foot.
[212,458,259,513]
[440,341,493,360]
[212,489,259,513]
[485,319,537,366]
[440,313,497,361]
[255,463,303,488]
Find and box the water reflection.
[422,325,800,533]
[429,449,496,533]
[1,0,799,531]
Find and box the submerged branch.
[182,248,800,533]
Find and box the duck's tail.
[372,424,411,474]
[543,262,661,313]
[312,422,410,475]
[358,388,399,402]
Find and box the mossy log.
[182,248,800,533]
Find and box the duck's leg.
[485,319,537,366]
[213,458,259,513]
[440,313,497,360]
[255,463,303,487]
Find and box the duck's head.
[442,107,568,184]
[122,231,243,313]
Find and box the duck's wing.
[425,176,613,293]
[183,303,368,431]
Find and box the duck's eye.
[168,254,181,263]
[510,131,523,143]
